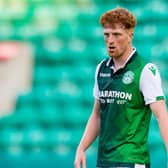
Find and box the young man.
[74,7,168,168]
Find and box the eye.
[104,33,110,38]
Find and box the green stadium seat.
[4,110,38,128]
[46,127,82,152]
[55,21,74,40]
[15,92,36,110]
[0,150,63,168]
[135,23,168,43]
[75,4,115,25]
[138,4,168,23]
[0,128,23,150]
[82,83,95,106]
[0,1,167,168]
[33,65,57,86]
[37,104,63,127]
[21,126,46,151]
[91,42,107,62]
[75,23,103,41]
[0,151,27,168]
[63,103,90,126]
[55,64,95,86]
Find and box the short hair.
[100,7,137,29]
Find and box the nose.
[108,34,114,44]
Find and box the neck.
[113,46,133,70]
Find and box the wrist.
[77,146,84,153]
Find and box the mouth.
[108,46,116,51]
[109,46,115,49]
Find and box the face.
[103,24,133,59]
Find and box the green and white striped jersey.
[93,49,164,166]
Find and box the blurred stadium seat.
[0,0,167,167]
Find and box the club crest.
[122,71,134,84]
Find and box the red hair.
[100,7,137,29]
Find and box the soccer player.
[74,7,168,168]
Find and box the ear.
[127,29,134,43]
[128,28,134,39]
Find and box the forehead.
[103,23,126,33]
[103,27,125,34]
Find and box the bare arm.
[74,99,100,168]
[150,100,168,151]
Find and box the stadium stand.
[0,0,168,167]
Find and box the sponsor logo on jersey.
[122,71,134,84]
[99,73,111,77]
[99,90,132,101]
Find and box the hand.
[74,149,86,168]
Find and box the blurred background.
[0,0,167,167]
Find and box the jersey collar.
[106,48,136,72]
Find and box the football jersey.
[93,49,164,167]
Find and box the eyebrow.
[104,31,122,35]
[104,32,109,35]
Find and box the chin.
[109,53,116,58]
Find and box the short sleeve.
[93,61,104,99]
[140,63,164,105]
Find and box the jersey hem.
[96,162,150,167]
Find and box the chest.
[98,66,136,92]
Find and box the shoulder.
[96,58,109,71]
[95,58,109,78]
[132,52,156,73]
[142,63,159,76]
[140,62,161,85]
